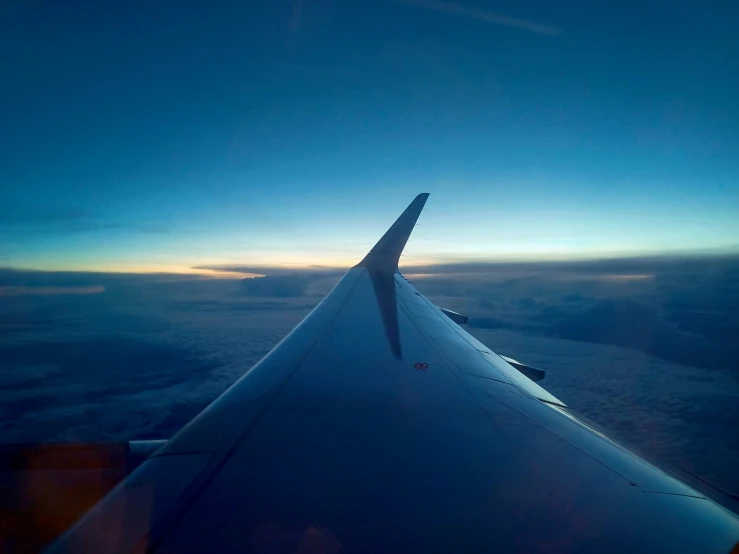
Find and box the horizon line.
[3,250,739,277]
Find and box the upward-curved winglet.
[358,193,429,272]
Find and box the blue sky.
[1,0,737,272]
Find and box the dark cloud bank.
[1,255,738,509]
[414,255,739,371]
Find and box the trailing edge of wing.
[358,193,429,272]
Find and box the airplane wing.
[38,194,739,553]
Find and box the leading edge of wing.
[358,193,429,272]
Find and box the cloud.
[0,275,306,444]
[469,327,739,503]
[192,265,345,277]
[1,261,738,513]
[0,338,221,442]
[0,285,105,296]
[395,0,562,36]
[0,268,197,287]
[58,221,168,235]
[191,266,345,297]
[401,254,739,277]
[416,255,739,371]
[539,298,721,369]
[239,274,312,298]
[0,205,168,235]
[0,206,89,224]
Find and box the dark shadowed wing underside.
[46,195,739,554]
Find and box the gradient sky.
[1,0,737,273]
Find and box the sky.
[1,0,738,273]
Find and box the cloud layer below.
[2,256,738,510]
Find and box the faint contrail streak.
[395,0,562,36]
[286,0,304,52]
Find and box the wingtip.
[359,194,430,272]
